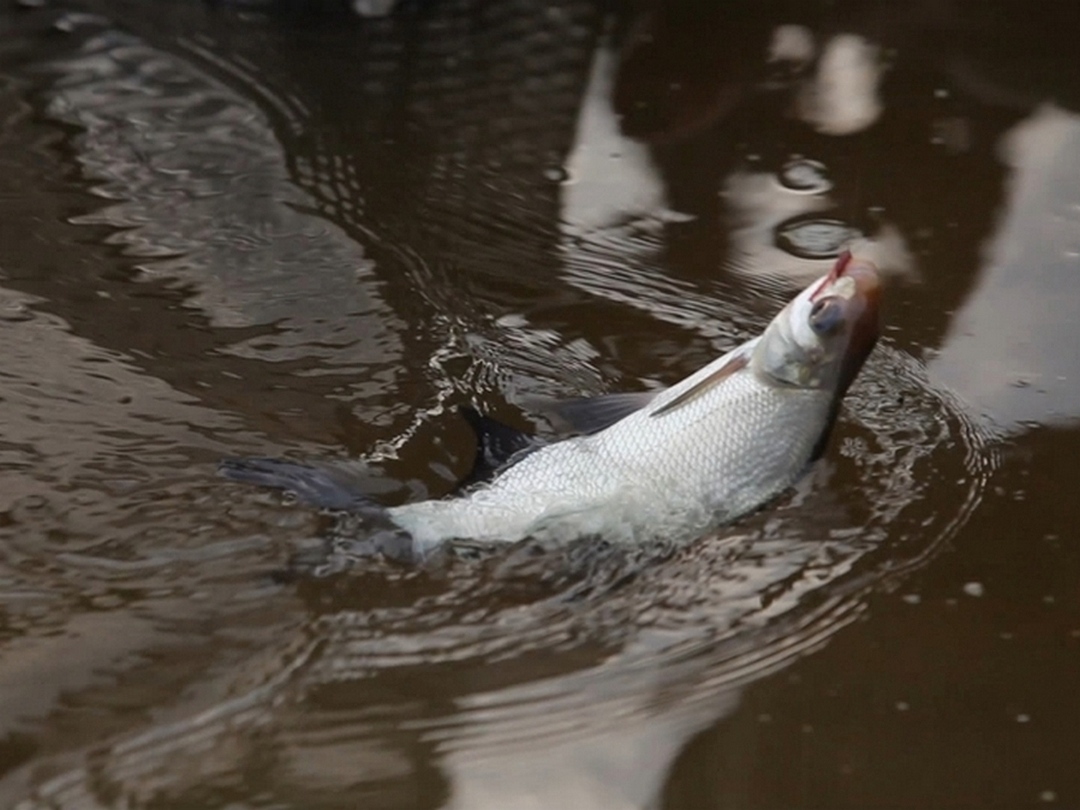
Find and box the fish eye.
[809,297,844,335]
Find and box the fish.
[221,252,881,560]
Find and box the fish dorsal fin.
[539,390,661,435]
[458,405,540,488]
[651,350,751,418]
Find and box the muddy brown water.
[0,1,1077,808]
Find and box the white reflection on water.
[796,34,885,136]
[557,40,745,347]
[560,40,673,232]
[441,676,740,810]
[930,104,1080,430]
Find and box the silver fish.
[222,253,880,559]
[387,252,881,554]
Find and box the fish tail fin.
[219,457,419,565]
[218,456,386,517]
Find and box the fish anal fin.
[651,353,750,417]
[458,405,539,488]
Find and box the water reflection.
[561,41,673,232]
[930,104,1080,430]
[39,26,406,444]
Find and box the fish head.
[752,251,881,394]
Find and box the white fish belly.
[388,370,834,552]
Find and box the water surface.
[0,2,1078,808]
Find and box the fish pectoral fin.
[651,351,750,417]
[534,390,662,435]
[458,405,542,489]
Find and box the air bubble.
[778,158,832,194]
[774,215,863,260]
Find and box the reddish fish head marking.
[809,249,853,302]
